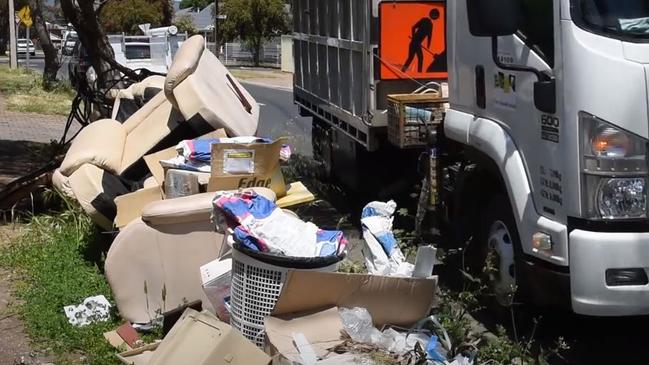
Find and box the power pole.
[213,0,219,58]
[8,0,17,69]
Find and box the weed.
[0,65,73,116]
[0,193,121,364]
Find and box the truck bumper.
[570,229,649,316]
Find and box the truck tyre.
[475,194,521,307]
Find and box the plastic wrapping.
[361,201,414,276]
[164,169,200,198]
[339,307,431,356]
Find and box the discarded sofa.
[105,188,276,324]
[111,75,166,122]
[53,35,260,229]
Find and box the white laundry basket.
[229,247,339,347]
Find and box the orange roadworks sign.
[379,2,447,80]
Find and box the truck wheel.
[477,195,521,307]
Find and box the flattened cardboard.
[117,342,159,365]
[114,186,163,228]
[275,182,315,208]
[147,308,270,365]
[104,330,132,351]
[207,164,287,197]
[266,271,437,365]
[144,147,177,187]
[271,271,437,327]
[265,307,343,364]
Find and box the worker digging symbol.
[402,9,440,73]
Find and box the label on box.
[223,149,255,174]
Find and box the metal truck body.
[294,0,649,316]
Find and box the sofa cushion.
[59,119,127,176]
[165,35,204,110]
[67,164,130,230]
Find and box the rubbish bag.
[361,200,414,276]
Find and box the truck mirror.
[466,0,520,37]
[534,79,556,114]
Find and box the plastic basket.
[229,247,340,348]
[387,93,448,149]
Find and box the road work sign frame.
[379,1,447,80]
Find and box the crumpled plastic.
[339,307,430,355]
[360,200,414,276]
[63,295,111,327]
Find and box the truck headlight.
[580,112,648,219]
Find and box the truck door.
[456,0,565,225]
[495,0,564,224]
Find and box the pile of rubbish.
[48,34,464,365]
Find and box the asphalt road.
[0,53,71,81]
[243,82,313,157]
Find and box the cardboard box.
[208,138,288,197]
[114,186,163,229]
[207,164,287,197]
[146,308,271,365]
[264,271,438,364]
[211,137,286,177]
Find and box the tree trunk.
[252,37,261,66]
[59,0,137,86]
[29,0,59,89]
[0,5,8,56]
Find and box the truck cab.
[449,0,649,316]
[294,0,649,316]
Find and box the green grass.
[0,195,122,364]
[228,68,282,80]
[0,65,73,116]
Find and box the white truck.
[293,0,649,316]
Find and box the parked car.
[16,39,35,56]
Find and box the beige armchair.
[53,35,260,229]
[105,188,276,324]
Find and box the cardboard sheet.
[271,271,437,326]
[265,271,438,364]
[265,307,343,363]
[276,182,315,208]
[114,186,163,229]
[147,309,270,365]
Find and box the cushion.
[165,35,205,110]
[59,119,127,176]
[171,52,259,136]
[67,164,130,230]
[105,218,221,323]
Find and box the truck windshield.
[574,0,649,39]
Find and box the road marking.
[258,103,266,106]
